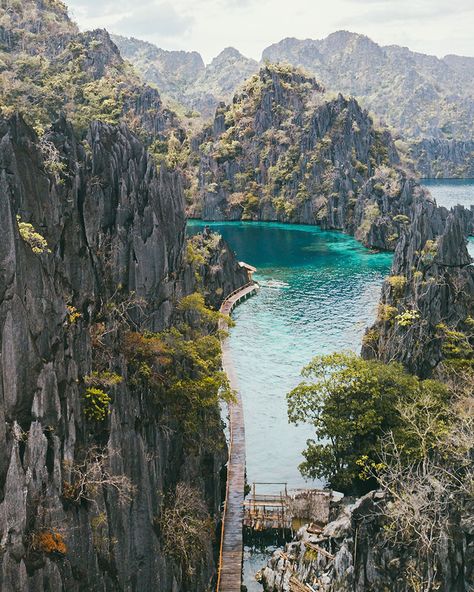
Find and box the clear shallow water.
[188,185,474,589]
[422,179,474,257]
[188,221,392,590]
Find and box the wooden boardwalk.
[217,281,259,592]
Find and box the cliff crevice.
[0,114,247,591]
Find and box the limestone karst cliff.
[0,112,249,591]
[263,32,474,146]
[408,139,474,179]
[0,0,181,147]
[189,63,428,251]
[361,202,474,376]
[0,4,251,589]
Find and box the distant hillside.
[263,32,474,142]
[114,30,474,178]
[263,32,474,178]
[110,35,205,99]
[112,35,258,117]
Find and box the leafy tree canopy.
[287,351,449,493]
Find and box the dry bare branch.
[63,447,136,506]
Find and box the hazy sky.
[65,0,474,63]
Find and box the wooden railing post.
[216,275,258,592]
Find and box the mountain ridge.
[111,34,258,117]
[112,29,474,177]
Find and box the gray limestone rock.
[0,114,247,591]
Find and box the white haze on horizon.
[65,0,474,64]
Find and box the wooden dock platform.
[215,280,335,590]
[217,280,259,592]
[243,483,334,533]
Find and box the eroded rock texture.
[191,64,428,251]
[0,115,247,591]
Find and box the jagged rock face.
[0,115,246,591]
[409,139,474,179]
[262,33,474,178]
[65,28,124,78]
[362,202,474,376]
[66,30,182,140]
[190,64,426,250]
[454,204,474,236]
[261,492,472,592]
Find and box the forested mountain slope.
[189,63,429,251]
[264,32,474,178]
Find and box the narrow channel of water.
[189,180,474,590]
[188,221,392,589]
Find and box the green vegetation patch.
[287,351,448,493]
[16,216,51,254]
[123,293,232,443]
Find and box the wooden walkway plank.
[216,280,259,592]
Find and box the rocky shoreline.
[260,490,473,592]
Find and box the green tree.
[287,352,448,493]
[123,293,233,447]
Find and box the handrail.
[215,401,233,592]
[244,495,287,502]
[215,278,258,592]
[220,282,256,306]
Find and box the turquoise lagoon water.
[188,221,392,488]
[188,182,474,590]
